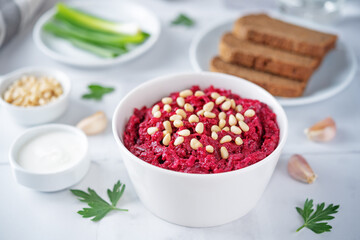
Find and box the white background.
[1,0,359,239]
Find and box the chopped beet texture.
[123,85,280,174]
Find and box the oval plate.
[33,2,161,68]
[190,15,357,106]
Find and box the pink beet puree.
[123,85,279,174]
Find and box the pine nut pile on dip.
[123,86,280,173]
[3,75,63,107]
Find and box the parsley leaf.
[296,199,339,234]
[107,180,125,207]
[171,13,195,27]
[71,180,128,221]
[82,84,114,101]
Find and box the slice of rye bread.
[210,57,307,98]
[232,14,338,58]
[219,33,319,82]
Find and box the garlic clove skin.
[76,111,108,136]
[288,154,317,184]
[304,117,336,142]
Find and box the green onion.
[56,3,140,35]
[68,38,124,58]
[42,2,150,58]
[43,20,145,48]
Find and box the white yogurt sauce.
[17,131,86,173]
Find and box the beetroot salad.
[123,85,280,174]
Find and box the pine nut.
[203,102,214,112]
[211,131,218,140]
[4,75,63,107]
[153,111,161,118]
[235,137,243,145]
[4,91,12,102]
[236,104,243,112]
[184,103,194,112]
[38,98,45,106]
[163,130,167,137]
[206,145,214,153]
[211,125,221,132]
[174,136,184,146]
[219,119,226,129]
[230,99,236,109]
[215,96,226,105]
[163,121,172,133]
[221,100,231,111]
[223,127,230,131]
[236,113,244,121]
[231,126,242,134]
[173,119,183,128]
[211,92,220,99]
[176,109,187,119]
[190,138,203,150]
[147,127,158,135]
[218,112,226,120]
[220,135,232,143]
[188,114,199,123]
[163,133,171,146]
[170,114,182,121]
[194,90,205,97]
[176,97,185,107]
[229,114,237,126]
[195,122,204,134]
[178,129,190,136]
[244,109,256,117]
[162,97,172,104]
[152,105,160,115]
[197,110,205,116]
[239,121,249,132]
[179,89,193,98]
[220,146,229,159]
[204,111,216,118]
[163,104,172,112]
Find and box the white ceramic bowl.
[0,67,71,125]
[112,72,288,227]
[9,124,89,192]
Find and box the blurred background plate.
[33,1,161,68]
[190,15,357,107]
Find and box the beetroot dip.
[123,85,279,174]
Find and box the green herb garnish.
[82,84,114,100]
[71,180,128,221]
[171,13,195,27]
[296,199,339,234]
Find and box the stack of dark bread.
[210,14,338,98]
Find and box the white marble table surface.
[1,0,359,239]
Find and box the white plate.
[190,15,357,106]
[33,2,161,68]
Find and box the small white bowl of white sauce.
[9,124,89,192]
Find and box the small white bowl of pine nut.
[0,67,70,125]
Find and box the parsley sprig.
[171,13,195,27]
[71,180,128,221]
[82,84,114,101]
[296,199,339,234]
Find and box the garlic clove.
[304,117,336,142]
[288,154,317,184]
[76,111,108,136]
